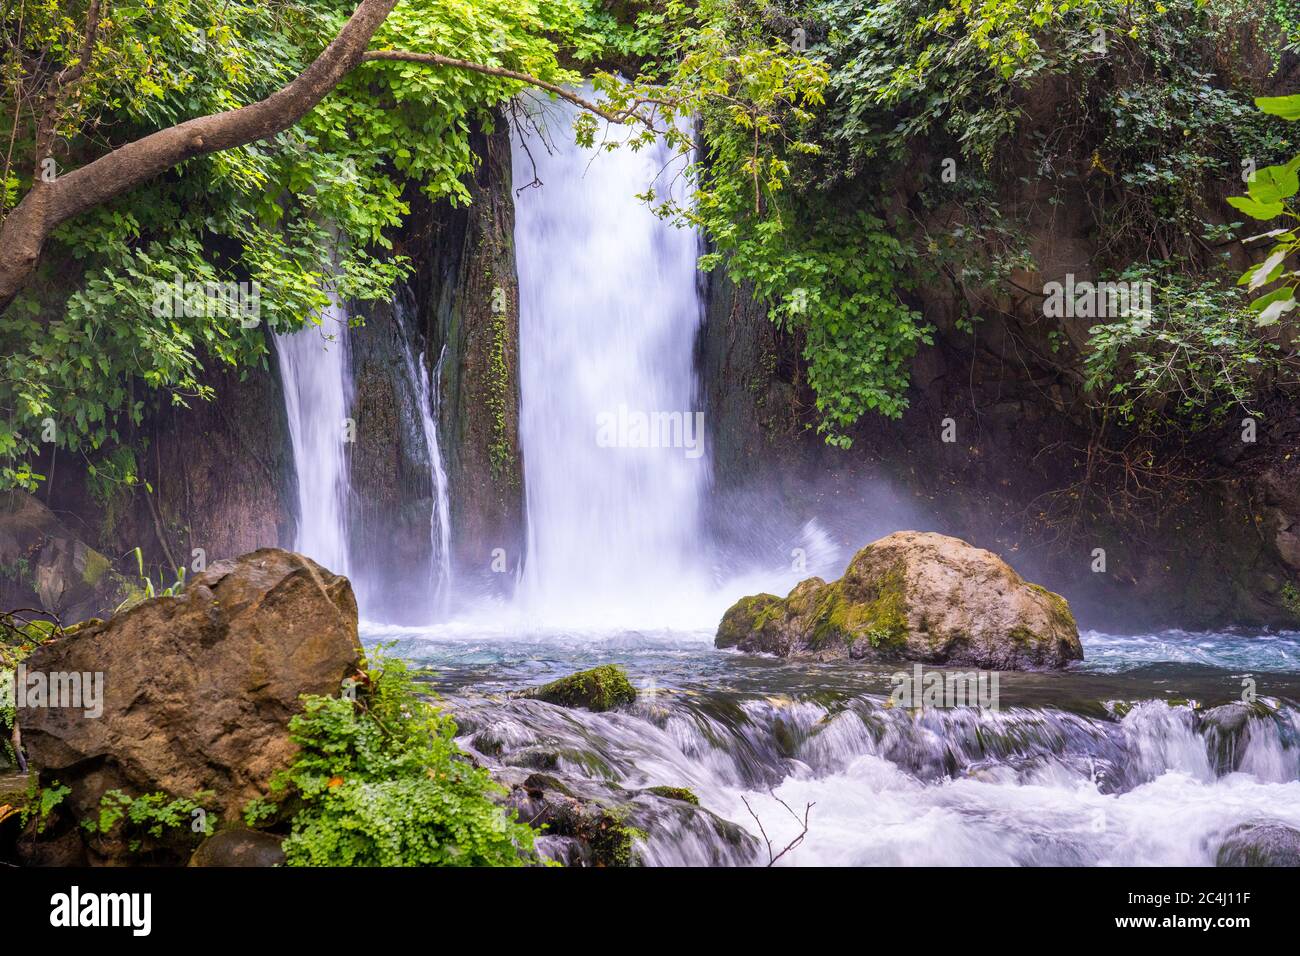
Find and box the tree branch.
[361,49,673,134]
[0,0,399,311]
[0,0,681,313]
[740,793,813,866]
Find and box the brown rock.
[717,531,1082,670]
[18,548,361,828]
[189,828,286,867]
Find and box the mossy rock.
[714,531,1083,671]
[588,809,643,867]
[521,665,637,712]
[644,785,700,806]
[716,593,783,649]
[1215,822,1300,867]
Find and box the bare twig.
[740,792,814,866]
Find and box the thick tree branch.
[0,0,677,313]
[0,0,398,311]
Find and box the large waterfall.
[273,299,353,576]
[511,105,711,627]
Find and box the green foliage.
[3,0,1296,465]
[81,788,214,853]
[1282,581,1300,618]
[1083,263,1281,433]
[1229,95,1300,328]
[599,1,926,444]
[0,0,606,491]
[21,777,70,834]
[113,546,186,613]
[268,649,539,867]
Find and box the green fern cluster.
[82,789,214,853]
[258,650,539,867]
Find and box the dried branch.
[740,792,814,866]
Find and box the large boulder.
[17,548,361,835]
[0,491,131,624]
[716,531,1082,670]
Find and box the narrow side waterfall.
[274,300,353,575]
[511,106,709,626]
[397,330,453,614]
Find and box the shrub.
[265,650,540,867]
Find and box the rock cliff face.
[346,291,446,621]
[717,532,1082,670]
[407,118,526,598]
[37,343,296,602]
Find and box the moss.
[1008,625,1038,647]
[1028,583,1077,633]
[810,563,909,652]
[715,593,782,647]
[645,785,700,806]
[80,548,111,586]
[483,266,516,486]
[522,665,637,712]
[1283,582,1300,619]
[62,618,103,638]
[588,808,643,867]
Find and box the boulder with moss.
[520,665,637,712]
[716,531,1082,670]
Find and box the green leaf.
[1255,295,1296,327]
[1227,195,1284,221]
[1248,163,1300,205]
[1256,95,1300,121]
[1249,247,1290,291]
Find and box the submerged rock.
[501,770,754,867]
[520,664,637,712]
[18,548,361,856]
[1215,822,1300,867]
[1198,699,1279,775]
[189,829,286,868]
[716,531,1082,670]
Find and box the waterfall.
[274,299,353,575]
[511,101,710,626]
[397,331,453,614]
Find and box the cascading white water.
[274,300,353,575]
[512,102,710,626]
[397,335,453,613]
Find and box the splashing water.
[425,638,1300,867]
